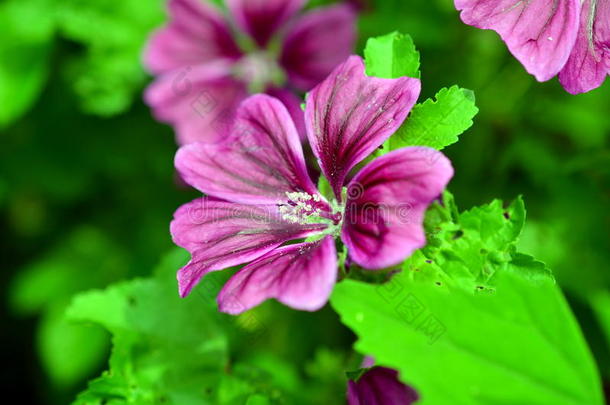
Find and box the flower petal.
[342,147,453,269]
[227,0,305,47]
[454,0,581,81]
[143,0,241,74]
[175,94,319,205]
[264,86,306,139]
[218,236,337,314]
[280,4,357,91]
[347,367,419,405]
[144,62,248,145]
[559,0,610,94]
[171,198,324,297]
[305,56,421,200]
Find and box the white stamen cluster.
[279,192,322,224]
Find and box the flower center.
[233,51,286,93]
[279,192,324,224]
[279,191,343,230]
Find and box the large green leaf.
[331,195,604,405]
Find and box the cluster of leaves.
[364,32,478,155]
[332,192,604,404]
[68,250,352,405]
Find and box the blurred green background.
[1,0,609,403]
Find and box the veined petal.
[218,236,337,314]
[171,198,324,297]
[175,94,320,205]
[143,0,241,74]
[305,56,421,200]
[280,4,357,91]
[264,86,306,139]
[144,62,247,145]
[559,0,610,94]
[342,147,453,269]
[227,0,305,47]
[455,0,581,81]
[347,367,419,405]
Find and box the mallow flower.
[171,56,453,314]
[455,0,610,94]
[347,362,419,405]
[144,0,356,144]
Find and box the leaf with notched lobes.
[389,86,478,151]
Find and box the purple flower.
[170,56,454,314]
[347,366,419,405]
[143,0,357,144]
[455,0,610,94]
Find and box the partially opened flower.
[455,0,610,94]
[347,367,418,405]
[144,0,357,144]
[171,56,453,314]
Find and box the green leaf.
[68,249,302,405]
[331,195,604,405]
[364,31,420,79]
[389,85,478,151]
[38,303,109,388]
[0,0,54,127]
[421,194,526,289]
[69,249,229,405]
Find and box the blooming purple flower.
[144,0,357,144]
[347,365,419,405]
[455,0,610,94]
[170,56,454,314]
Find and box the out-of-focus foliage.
[9,227,127,387]
[331,193,604,405]
[592,292,610,377]
[0,0,54,127]
[55,0,164,115]
[0,0,164,124]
